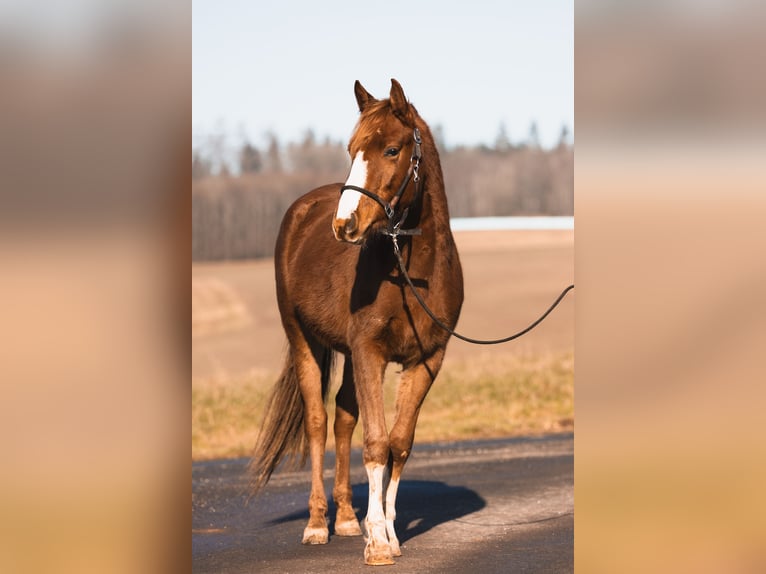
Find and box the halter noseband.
[339,127,424,238]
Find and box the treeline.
[192,128,572,261]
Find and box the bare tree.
[264,132,283,173]
[526,121,540,148]
[192,150,211,180]
[240,142,263,174]
[494,122,512,152]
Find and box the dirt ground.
[192,229,574,381]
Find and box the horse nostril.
[344,213,357,235]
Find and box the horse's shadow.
[268,479,485,543]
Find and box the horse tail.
[249,344,335,496]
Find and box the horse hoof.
[302,526,329,545]
[334,520,363,536]
[364,553,395,566]
[364,543,395,566]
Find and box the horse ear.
[354,80,376,112]
[389,78,412,124]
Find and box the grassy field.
[192,351,573,460]
[192,229,574,461]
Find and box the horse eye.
[384,147,400,157]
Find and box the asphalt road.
[192,433,573,573]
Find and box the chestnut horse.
[250,79,463,565]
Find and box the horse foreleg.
[364,460,394,565]
[332,356,362,536]
[386,350,444,557]
[292,340,330,545]
[352,348,394,566]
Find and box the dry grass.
[192,375,270,461]
[416,352,574,441]
[192,352,573,461]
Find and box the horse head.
[332,79,421,244]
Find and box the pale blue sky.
[193,1,573,150]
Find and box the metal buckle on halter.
[385,207,422,239]
[411,128,422,157]
[411,128,422,183]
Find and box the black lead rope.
[390,236,574,345]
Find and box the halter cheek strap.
[339,128,424,238]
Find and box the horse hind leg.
[291,335,335,545]
[332,355,362,537]
[385,349,445,557]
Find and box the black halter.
[339,128,424,238]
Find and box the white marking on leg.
[365,463,386,527]
[364,462,394,564]
[385,476,401,556]
[336,151,367,219]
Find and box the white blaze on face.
[336,151,367,220]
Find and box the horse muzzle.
[332,211,364,244]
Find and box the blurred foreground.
[0,3,189,573]
[577,2,766,572]
[1,1,765,573]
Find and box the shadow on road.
[267,479,486,544]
